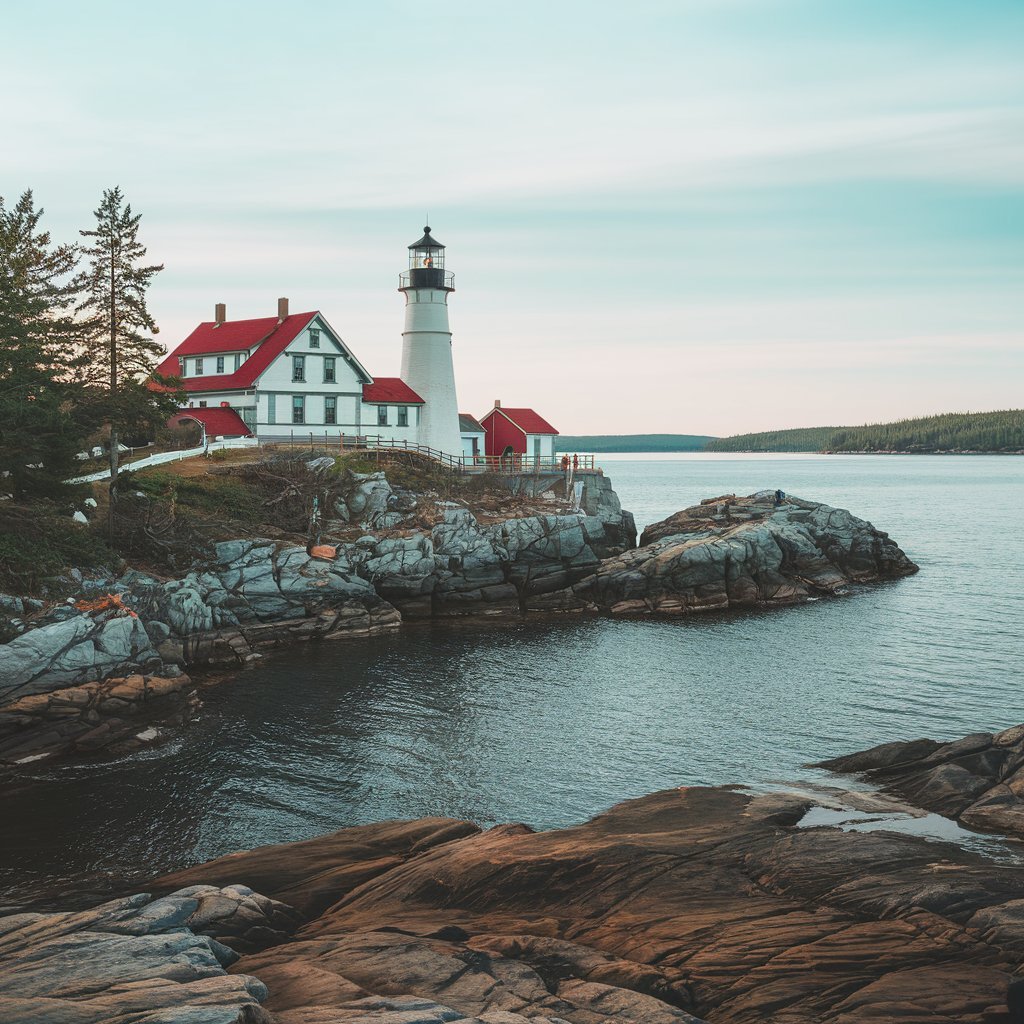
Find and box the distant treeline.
[556,433,717,453]
[708,410,1024,453]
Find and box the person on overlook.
[573,453,580,472]
[560,454,570,473]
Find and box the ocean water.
[2,454,1023,908]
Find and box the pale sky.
[3,0,1022,436]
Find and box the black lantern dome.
[401,226,454,291]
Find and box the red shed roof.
[483,407,559,435]
[170,407,252,437]
[156,312,318,392]
[362,378,425,404]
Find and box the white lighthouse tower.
[399,226,462,458]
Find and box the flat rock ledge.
[0,671,195,765]
[8,751,1024,1022]
[0,882,300,1024]
[529,491,918,615]
[113,781,1024,1022]
[816,722,1024,839]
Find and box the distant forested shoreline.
[707,410,1024,453]
[555,434,717,453]
[557,412,1024,454]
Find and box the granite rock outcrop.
[0,485,919,764]
[817,722,1024,839]
[528,492,918,615]
[0,489,632,729]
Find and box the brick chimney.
[494,399,501,409]
[277,297,289,322]
[214,302,226,325]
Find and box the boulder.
[543,492,918,616]
[0,887,278,1022]
[817,723,1024,839]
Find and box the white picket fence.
[69,435,258,484]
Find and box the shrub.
[0,506,116,596]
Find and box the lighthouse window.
[309,329,320,348]
[325,396,337,424]
[397,406,409,427]
[292,395,305,424]
[292,355,305,382]
[323,357,336,383]
[377,405,388,427]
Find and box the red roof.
[362,378,425,404]
[156,312,318,392]
[169,408,252,437]
[485,407,558,435]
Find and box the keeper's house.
[155,298,425,443]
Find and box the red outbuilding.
[480,402,559,461]
[168,407,253,438]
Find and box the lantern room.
[400,225,454,291]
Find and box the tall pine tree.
[0,190,93,501]
[76,187,166,517]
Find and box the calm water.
[3,454,1023,909]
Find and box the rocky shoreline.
[817,723,1024,840]
[0,476,917,764]
[4,725,1024,1023]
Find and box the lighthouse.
[399,226,462,458]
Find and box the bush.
[0,506,116,596]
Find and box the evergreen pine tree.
[76,187,166,518]
[0,190,93,500]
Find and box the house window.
[292,355,305,382]
[293,395,305,424]
[195,357,204,374]
[199,400,207,408]
[268,394,276,424]
[324,356,336,383]
[377,405,388,427]
[216,356,225,373]
[397,406,409,427]
[325,396,337,424]
[241,407,256,431]
[234,353,241,370]
[309,328,320,348]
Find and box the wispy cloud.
[2,0,1021,433]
